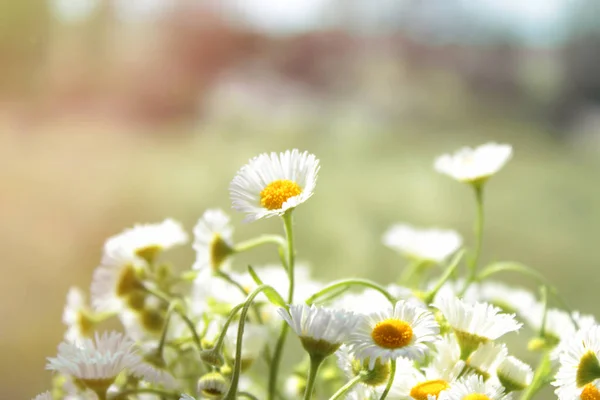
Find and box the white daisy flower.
[32,392,52,400]
[466,342,507,380]
[553,325,600,399]
[62,287,95,343]
[348,300,440,369]
[393,354,459,400]
[434,143,512,183]
[424,334,463,380]
[90,245,146,313]
[497,356,533,392]
[229,149,320,222]
[438,374,511,400]
[192,209,234,272]
[197,372,229,398]
[434,295,522,359]
[224,322,269,369]
[474,281,537,317]
[46,331,143,396]
[278,304,358,358]
[131,360,178,389]
[104,218,188,263]
[383,224,463,263]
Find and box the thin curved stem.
[379,359,396,400]
[424,250,465,304]
[306,279,396,306]
[216,270,264,324]
[327,374,365,400]
[234,234,286,253]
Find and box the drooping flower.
[229,149,320,222]
[434,143,512,184]
[278,304,358,358]
[496,356,533,393]
[62,287,96,343]
[383,224,462,263]
[192,209,234,272]
[348,300,440,369]
[433,295,522,359]
[46,331,143,397]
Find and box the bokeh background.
[3,0,600,397]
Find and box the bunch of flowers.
[34,145,599,400]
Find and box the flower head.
[348,300,439,369]
[383,224,462,263]
[278,304,357,358]
[497,356,533,393]
[192,209,234,271]
[197,372,228,399]
[62,287,95,343]
[438,374,511,400]
[229,149,320,222]
[434,143,512,184]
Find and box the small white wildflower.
[383,224,462,263]
[62,287,95,343]
[192,209,234,272]
[438,374,511,400]
[497,356,533,392]
[434,143,512,183]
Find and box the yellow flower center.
[581,383,600,400]
[371,318,413,349]
[464,395,491,400]
[410,379,450,400]
[260,179,302,210]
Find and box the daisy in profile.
[433,295,522,359]
[63,287,96,343]
[278,304,358,358]
[496,356,533,393]
[46,331,143,399]
[348,300,439,369]
[383,224,462,264]
[229,149,320,222]
[434,143,512,184]
[465,342,507,381]
[104,219,188,263]
[438,374,511,400]
[90,246,146,313]
[192,208,234,272]
[553,325,600,399]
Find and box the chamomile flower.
[434,143,512,184]
[496,356,533,392]
[394,355,459,400]
[197,372,228,399]
[438,374,511,400]
[104,219,188,263]
[553,325,600,399]
[90,245,146,313]
[229,149,320,222]
[383,224,463,263]
[465,342,507,380]
[278,304,358,358]
[348,300,439,369]
[434,295,522,359]
[62,287,95,343]
[46,331,143,396]
[192,209,234,272]
[474,281,537,317]
[32,392,52,400]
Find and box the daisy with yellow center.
[438,375,511,400]
[192,208,234,272]
[347,300,440,370]
[553,325,600,399]
[229,149,320,222]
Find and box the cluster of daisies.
[34,145,600,400]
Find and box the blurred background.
[3,0,600,397]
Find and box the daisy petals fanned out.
[434,143,512,183]
[229,149,320,222]
[348,300,440,369]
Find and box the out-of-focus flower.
[192,209,234,272]
[497,356,533,392]
[383,224,462,263]
[438,374,511,400]
[62,287,95,343]
[229,149,320,222]
[434,143,512,184]
[197,372,228,399]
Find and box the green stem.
[157,303,176,358]
[216,270,265,324]
[174,306,203,352]
[424,250,465,304]
[303,355,324,400]
[399,259,428,288]
[379,359,396,400]
[520,352,552,400]
[211,302,245,354]
[327,374,365,400]
[306,279,396,306]
[268,211,296,400]
[461,184,484,295]
[234,235,286,253]
[224,285,273,400]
